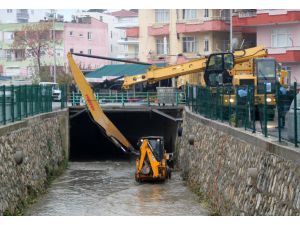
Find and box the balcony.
[233,11,300,27]
[147,54,170,64]
[235,10,257,18]
[126,27,139,38]
[148,24,169,36]
[117,38,139,45]
[176,20,229,33]
[267,48,300,63]
[117,53,139,59]
[178,15,230,24]
[114,18,138,29]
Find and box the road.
[25,161,208,216]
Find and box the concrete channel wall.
[176,107,300,215]
[0,109,69,215]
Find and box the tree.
[13,22,53,79]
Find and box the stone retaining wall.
[0,109,69,215]
[176,107,300,215]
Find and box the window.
[271,28,292,48]
[87,32,92,40]
[156,37,169,55]
[204,9,209,18]
[70,48,74,53]
[111,31,113,38]
[88,49,92,55]
[7,9,13,13]
[69,31,74,36]
[79,51,83,54]
[282,65,292,85]
[155,9,169,23]
[183,9,197,20]
[111,45,113,52]
[204,39,209,52]
[79,33,84,38]
[183,36,197,53]
[31,10,34,14]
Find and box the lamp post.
[52,11,57,83]
[230,9,233,52]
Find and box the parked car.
[39,82,61,101]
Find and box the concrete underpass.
[69,106,182,160]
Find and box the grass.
[188,182,222,216]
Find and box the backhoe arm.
[67,53,135,153]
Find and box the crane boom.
[67,53,135,153]
[122,46,268,89]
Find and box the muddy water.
[25,161,208,216]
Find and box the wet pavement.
[25,161,208,216]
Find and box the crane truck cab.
[135,136,172,182]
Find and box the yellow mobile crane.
[67,53,172,182]
[122,46,287,108]
[122,46,267,89]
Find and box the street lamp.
[51,10,57,83]
[230,9,233,52]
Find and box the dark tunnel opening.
[69,108,181,161]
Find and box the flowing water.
[25,160,208,216]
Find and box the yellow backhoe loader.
[135,136,171,182]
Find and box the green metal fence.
[69,91,186,107]
[186,82,299,147]
[0,84,68,126]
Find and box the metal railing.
[186,82,299,147]
[69,91,186,107]
[0,84,68,126]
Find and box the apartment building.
[74,11,125,60]
[138,9,230,86]
[64,16,109,71]
[139,9,230,64]
[233,9,300,84]
[0,22,65,78]
[110,10,139,61]
[0,16,109,78]
[0,9,65,23]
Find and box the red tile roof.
[109,10,138,17]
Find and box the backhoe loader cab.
[135,136,171,182]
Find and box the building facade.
[64,16,109,71]
[110,10,139,61]
[233,9,300,85]
[0,16,109,78]
[0,9,66,24]
[138,9,230,64]
[0,22,65,78]
[74,11,125,60]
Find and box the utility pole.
[230,9,233,52]
[52,10,57,83]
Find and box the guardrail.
[186,82,299,147]
[0,84,69,126]
[69,91,186,107]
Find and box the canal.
[25,160,208,216]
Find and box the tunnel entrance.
[69,107,182,161]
